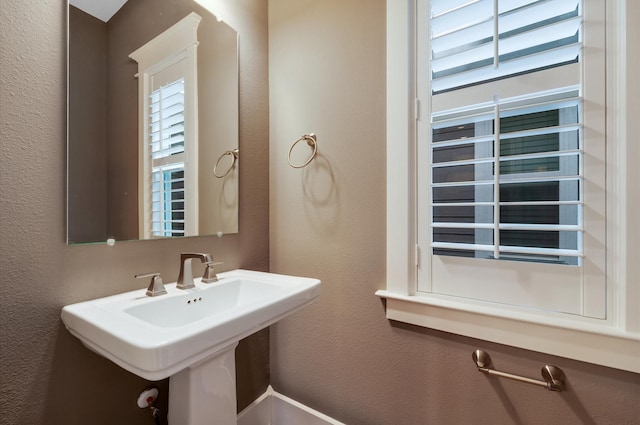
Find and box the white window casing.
[378,0,640,373]
[130,12,202,239]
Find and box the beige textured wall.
[268,1,640,424]
[0,0,269,424]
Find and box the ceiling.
[69,0,128,22]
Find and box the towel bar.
[472,350,565,392]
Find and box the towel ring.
[288,133,317,168]
[213,148,239,178]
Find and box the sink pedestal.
[168,342,239,425]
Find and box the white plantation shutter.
[428,0,584,265]
[148,78,187,237]
[416,0,606,317]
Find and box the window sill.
[375,289,640,374]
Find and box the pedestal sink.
[61,269,320,425]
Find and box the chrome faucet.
[177,253,213,289]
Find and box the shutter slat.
[151,137,185,150]
[500,150,579,163]
[499,16,581,58]
[432,150,580,169]
[499,0,579,34]
[433,200,582,207]
[431,242,583,257]
[432,135,494,149]
[432,223,582,232]
[432,174,580,188]
[151,145,184,159]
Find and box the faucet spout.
[177,253,213,289]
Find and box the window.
[129,13,202,239]
[416,0,606,316]
[379,0,640,373]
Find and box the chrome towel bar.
[472,350,565,392]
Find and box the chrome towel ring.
[213,149,239,178]
[288,133,317,168]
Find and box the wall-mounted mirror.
[67,0,239,244]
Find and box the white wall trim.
[237,386,346,425]
[386,0,416,295]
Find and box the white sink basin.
[61,269,320,381]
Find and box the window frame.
[377,0,640,373]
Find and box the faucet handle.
[135,272,167,297]
[202,261,224,283]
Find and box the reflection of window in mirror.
[149,71,188,237]
[129,12,202,239]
